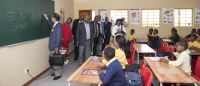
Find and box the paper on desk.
[80,69,99,76]
[148,57,169,61]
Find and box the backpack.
[125,72,143,86]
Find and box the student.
[188,34,198,48]
[185,28,196,39]
[169,28,180,44]
[102,35,128,69]
[111,19,126,37]
[99,47,126,86]
[61,17,73,56]
[147,28,153,43]
[160,40,194,86]
[189,35,200,52]
[148,29,161,49]
[127,29,136,42]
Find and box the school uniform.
[169,50,191,74]
[148,34,161,49]
[188,41,200,48]
[147,33,153,43]
[99,58,126,86]
[102,48,128,69]
[128,34,136,42]
[169,33,180,44]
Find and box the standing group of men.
[73,15,112,65]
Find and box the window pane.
[142,9,160,27]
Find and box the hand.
[76,43,79,47]
[160,58,169,64]
[43,14,48,20]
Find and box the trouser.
[96,38,103,55]
[50,51,62,76]
[93,37,99,56]
[79,40,91,65]
[73,38,79,60]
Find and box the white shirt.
[111,25,126,37]
[106,58,117,67]
[53,22,58,28]
[169,50,191,74]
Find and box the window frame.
[174,8,193,27]
[141,9,161,28]
[110,9,128,23]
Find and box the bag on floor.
[49,50,65,66]
[125,72,143,86]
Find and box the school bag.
[125,72,143,86]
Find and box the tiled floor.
[29,53,92,86]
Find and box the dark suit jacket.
[72,19,80,37]
[76,22,95,46]
[47,20,62,51]
[99,59,126,86]
[92,21,101,38]
[104,22,112,37]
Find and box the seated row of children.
[97,28,199,86]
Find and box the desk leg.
[68,82,71,86]
[98,84,101,86]
[160,83,163,86]
[137,53,140,64]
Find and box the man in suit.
[76,15,95,65]
[103,17,112,46]
[43,13,62,80]
[92,16,101,56]
[72,16,84,61]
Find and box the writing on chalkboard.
[6,11,41,32]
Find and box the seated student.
[189,35,200,52]
[160,40,194,86]
[148,29,161,49]
[99,47,126,86]
[102,35,128,69]
[147,28,153,43]
[188,34,198,47]
[169,28,180,44]
[127,29,136,42]
[185,28,196,39]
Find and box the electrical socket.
[24,66,29,75]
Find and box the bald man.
[76,15,95,65]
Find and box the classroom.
[0,0,200,86]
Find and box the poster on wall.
[195,8,200,24]
[163,8,174,24]
[130,9,141,24]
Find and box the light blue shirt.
[84,22,90,40]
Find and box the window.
[92,10,95,21]
[142,10,160,27]
[110,10,128,23]
[174,9,193,27]
[98,9,108,21]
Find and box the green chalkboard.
[0,0,54,47]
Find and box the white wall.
[74,0,200,38]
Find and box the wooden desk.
[67,57,102,86]
[190,50,200,56]
[136,39,148,44]
[144,57,197,85]
[134,44,156,63]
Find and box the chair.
[127,42,135,64]
[164,45,174,60]
[140,67,153,86]
[193,57,200,81]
